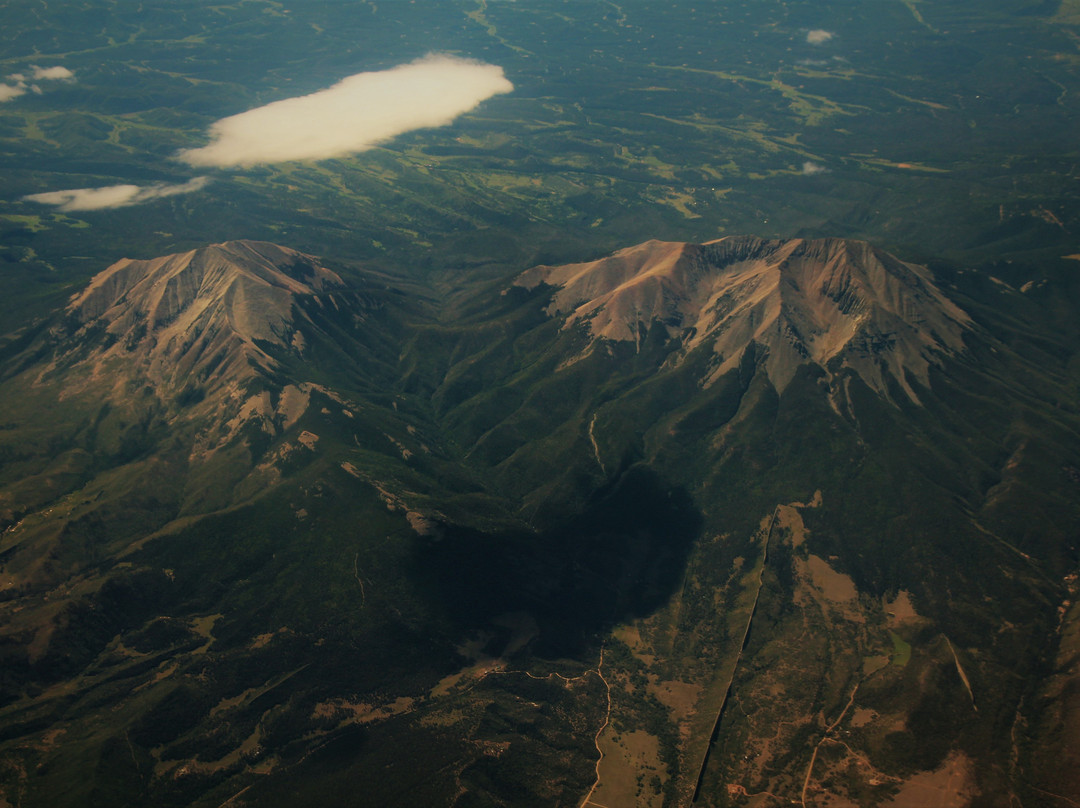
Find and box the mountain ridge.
[61,240,344,394]
[515,235,971,403]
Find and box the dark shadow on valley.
[411,466,702,658]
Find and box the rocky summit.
[516,236,972,402]
[64,241,343,391]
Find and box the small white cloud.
[24,177,210,211]
[0,83,26,103]
[31,65,75,81]
[29,185,145,211]
[178,54,513,168]
[802,161,828,175]
[806,29,834,45]
[0,65,73,103]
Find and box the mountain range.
[1,235,1078,807]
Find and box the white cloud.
[806,30,834,45]
[0,83,26,103]
[177,54,513,168]
[31,65,75,81]
[24,177,210,211]
[802,161,828,175]
[0,65,74,102]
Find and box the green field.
[889,630,913,667]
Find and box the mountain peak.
[64,240,343,390]
[515,235,971,402]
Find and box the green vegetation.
[888,630,912,667]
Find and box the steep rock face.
[5,242,365,512]
[515,236,971,402]
[64,240,343,391]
